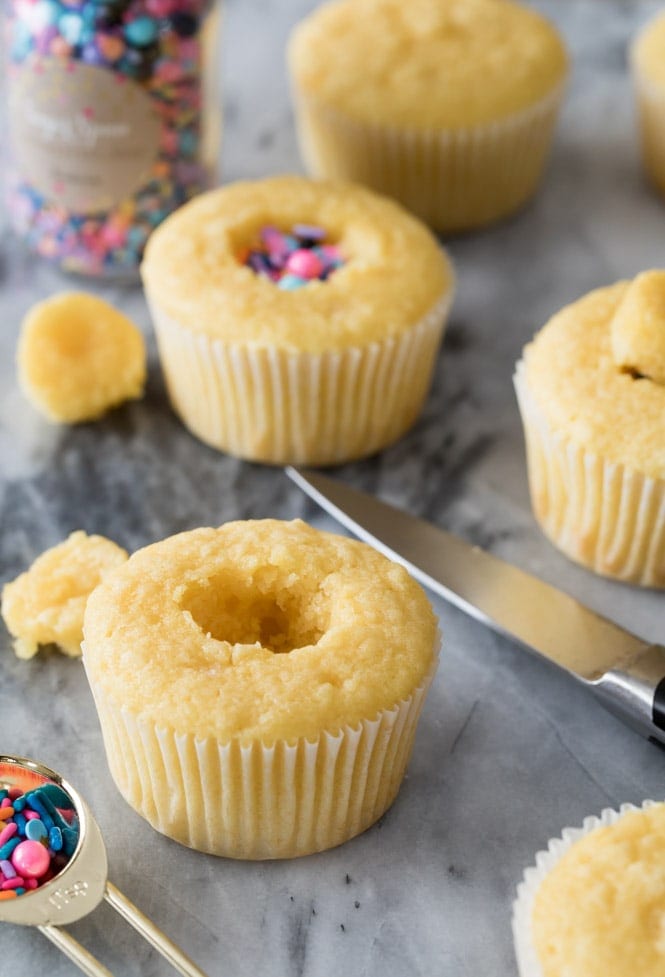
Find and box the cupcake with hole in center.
[515,270,665,588]
[140,175,453,465]
[83,519,440,859]
[288,0,567,233]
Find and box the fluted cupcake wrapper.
[514,362,665,587]
[512,800,658,977]
[631,64,665,197]
[291,86,565,233]
[147,292,451,466]
[86,658,438,860]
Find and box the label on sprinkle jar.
[9,57,161,214]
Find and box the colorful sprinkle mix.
[6,0,211,277]
[240,225,345,289]
[0,783,79,897]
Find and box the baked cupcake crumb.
[18,292,146,423]
[2,531,128,659]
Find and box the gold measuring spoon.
[0,755,210,977]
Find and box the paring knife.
[286,466,665,747]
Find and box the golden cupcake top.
[632,10,665,87]
[289,0,567,129]
[532,804,665,977]
[83,519,439,744]
[141,176,452,353]
[521,274,665,479]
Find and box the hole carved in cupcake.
[181,577,325,653]
[235,224,345,290]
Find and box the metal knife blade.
[286,466,665,745]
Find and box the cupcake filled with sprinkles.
[141,175,454,466]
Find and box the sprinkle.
[0,783,80,898]
[0,860,16,880]
[0,823,18,848]
[6,0,210,276]
[242,224,346,288]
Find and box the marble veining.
[1,2,665,974]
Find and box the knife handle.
[590,645,665,746]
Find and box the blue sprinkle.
[48,827,63,852]
[38,784,75,811]
[62,827,79,858]
[124,16,158,47]
[58,13,84,45]
[26,819,47,842]
[14,813,26,835]
[0,837,21,861]
[0,791,8,803]
[12,797,25,812]
[14,888,25,896]
[278,274,308,291]
[24,794,54,831]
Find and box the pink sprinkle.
[11,840,50,879]
[0,798,11,808]
[318,244,342,261]
[24,879,38,890]
[0,823,17,847]
[1,877,25,890]
[7,789,21,801]
[24,812,40,821]
[286,249,323,279]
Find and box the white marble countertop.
[1,1,664,974]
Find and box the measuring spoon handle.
[38,923,115,977]
[104,881,210,977]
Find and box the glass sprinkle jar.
[5,0,220,277]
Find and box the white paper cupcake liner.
[512,800,658,977]
[148,291,451,466]
[87,655,438,860]
[514,362,665,587]
[291,86,565,233]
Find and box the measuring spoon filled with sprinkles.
[0,756,209,977]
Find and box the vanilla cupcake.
[288,0,567,233]
[513,801,665,977]
[632,11,665,198]
[83,519,439,859]
[515,271,665,588]
[141,176,453,465]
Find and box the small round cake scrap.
[83,519,440,859]
[288,0,568,232]
[2,531,128,659]
[141,175,454,465]
[515,272,665,587]
[18,292,147,423]
[632,12,665,199]
[513,802,665,977]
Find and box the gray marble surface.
[1,1,664,974]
